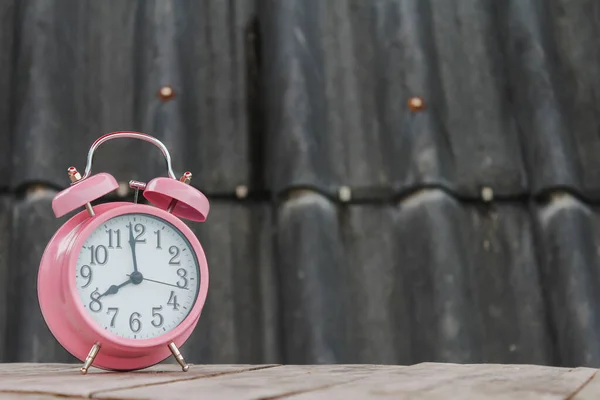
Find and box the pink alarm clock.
[37,132,210,374]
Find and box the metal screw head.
[116,182,129,197]
[481,186,494,202]
[158,86,175,101]
[338,186,352,202]
[235,185,248,199]
[408,97,425,112]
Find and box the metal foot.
[168,342,189,372]
[80,343,101,374]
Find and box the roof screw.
[235,185,248,199]
[408,97,425,112]
[158,85,175,101]
[481,186,494,202]
[116,181,129,198]
[338,186,352,202]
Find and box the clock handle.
[78,131,178,182]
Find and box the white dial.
[75,213,200,339]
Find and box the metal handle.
[80,132,177,181]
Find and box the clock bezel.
[65,203,209,350]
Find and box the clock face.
[75,213,200,339]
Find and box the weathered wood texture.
[1,0,600,369]
[577,370,600,400]
[0,363,597,399]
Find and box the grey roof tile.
[11,0,257,193]
[0,0,14,188]
[2,0,600,368]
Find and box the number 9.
[80,265,93,288]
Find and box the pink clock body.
[36,132,211,372]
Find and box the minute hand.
[128,224,139,273]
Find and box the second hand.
[127,274,188,290]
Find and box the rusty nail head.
[408,97,425,112]
[159,86,175,101]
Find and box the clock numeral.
[89,289,102,313]
[79,265,93,288]
[106,229,122,249]
[176,268,188,289]
[107,307,119,327]
[89,245,108,265]
[151,306,164,327]
[129,312,142,333]
[167,291,180,311]
[154,230,162,249]
[127,223,146,243]
[169,246,181,265]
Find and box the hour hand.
[98,278,132,298]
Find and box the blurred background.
[1,0,600,368]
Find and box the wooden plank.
[97,365,399,399]
[0,363,78,376]
[288,363,597,400]
[0,363,597,399]
[0,395,83,400]
[0,364,276,398]
[574,370,600,399]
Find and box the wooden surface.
[0,363,598,399]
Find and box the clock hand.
[127,274,188,290]
[128,223,139,274]
[98,278,132,298]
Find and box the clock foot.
[80,342,101,374]
[168,342,189,372]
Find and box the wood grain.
[0,363,78,376]
[98,365,397,399]
[0,364,276,398]
[0,362,598,399]
[288,363,597,400]
[574,370,600,399]
[0,395,83,400]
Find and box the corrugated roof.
[1,0,600,368]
